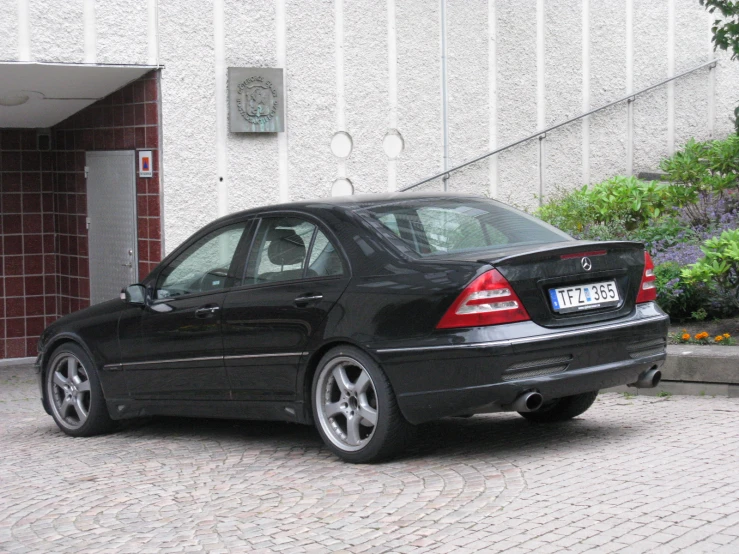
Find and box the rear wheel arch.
[310,343,413,462]
[300,340,384,425]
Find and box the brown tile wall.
[0,131,58,358]
[0,70,162,359]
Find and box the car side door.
[221,214,351,403]
[120,220,251,402]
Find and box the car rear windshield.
[358,197,571,257]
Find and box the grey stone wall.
[3,0,738,252]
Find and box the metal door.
[86,151,137,304]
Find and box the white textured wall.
[395,0,442,191]
[633,1,668,174]
[544,1,581,197]
[497,0,538,208]
[715,49,738,139]
[0,2,18,61]
[286,0,335,202]
[445,0,488,196]
[29,0,84,63]
[344,0,387,194]
[95,0,149,65]
[158,0,218,250]
[589,0,627,185]
[224,0,280,212]
[3,0,739,252]
[674,0,711,148]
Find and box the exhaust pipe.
[511,391,544,412]
[629,367,662,388]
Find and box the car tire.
[312,345,413,463]
[45,343,115,437]
[518,391,599,423]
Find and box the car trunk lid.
[432,240,647,328]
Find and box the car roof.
[215,192,487,222]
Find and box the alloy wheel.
[315,356,379,452]
[48,353,92,430]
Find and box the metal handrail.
[400,58,718,192]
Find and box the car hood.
[40,298,126,349]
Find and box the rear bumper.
[374,303,669,424]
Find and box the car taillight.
[636,251,657,303]
[437,269,530,329]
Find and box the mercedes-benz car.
[36,194,668,463]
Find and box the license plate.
[549,280,620,313]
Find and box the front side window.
[245,217,345,284]
[156,223,247,298]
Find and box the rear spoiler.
[478,240,646,266]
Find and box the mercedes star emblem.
[581,257,592,271]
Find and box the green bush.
[535,135,739,321]
[661,136,739,194]
[536,176,677,235]
[536,185,601,236]
[660,136,739,226]
[653,262,709,320]
[584,176,674,228]
[630,216,695,252]
[681,228,739,314]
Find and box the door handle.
[294,294,323,306]
[121,250,134,268]
[195,305,220,318]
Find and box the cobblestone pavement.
[2,363,739,553]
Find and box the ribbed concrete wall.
[2,0,738,253]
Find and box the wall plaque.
[228,67,284,133]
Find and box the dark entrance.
[0,71,163,359]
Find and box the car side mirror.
[121,284,148,305]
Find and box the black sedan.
[36,194,668,463]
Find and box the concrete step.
[636,170,668,181]
[607,344,739,398]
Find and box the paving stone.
[1,364,739,552]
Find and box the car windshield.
[358,197,571,257]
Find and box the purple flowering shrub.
[653,262,709,320]
[538,133,739,320]
[542,186,738,320]
[646,202,739,319]
[681,228,739,316]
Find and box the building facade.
[1,0,738,359]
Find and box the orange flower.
[695,332,709,340]
[724,333,731,339]
[681,333,691,341]
[715,335,724,342]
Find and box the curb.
[0,357,35,367]
[606,344,739,398]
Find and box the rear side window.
[247,218,315,284]
[360,198,570,257]
[244,217,345,284]
[308,230,345,277]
